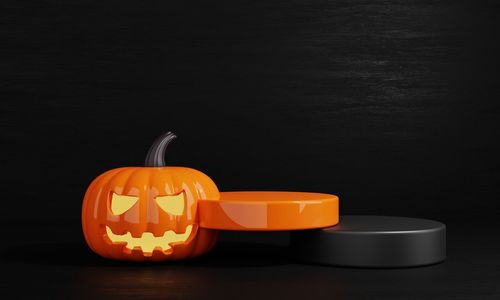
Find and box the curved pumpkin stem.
[145,131,177,167]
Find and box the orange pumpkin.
[82,132,220,261]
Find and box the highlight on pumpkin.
[155,192,185,215]
[110,193,139,215]
[105,225,193,254]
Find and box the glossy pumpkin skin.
[82,132,220,262]
[82,166,220,261]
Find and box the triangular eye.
[111,193,139,215]
[155,192,185,215]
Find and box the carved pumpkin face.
[82,132,220,261]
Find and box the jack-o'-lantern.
[82,132,220,261]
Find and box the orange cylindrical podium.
[198,191,339,231]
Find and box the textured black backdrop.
[2,0,499,222]
[2,1,500,299]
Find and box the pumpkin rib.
[192,226,204,257]
[149,168,177,236]
[98,168,137,259]
[195,228,217,258]
[142,168,153,235]
[82,168,121,253]
[120,168,148,231]
[205,230,219,255]
[120,168,141,196]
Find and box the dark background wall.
[2,0,499,226]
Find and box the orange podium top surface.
[198,191,339,231]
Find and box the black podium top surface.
[323,216,445,233]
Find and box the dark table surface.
[1,216,499,299]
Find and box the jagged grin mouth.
[105,225,194,254]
